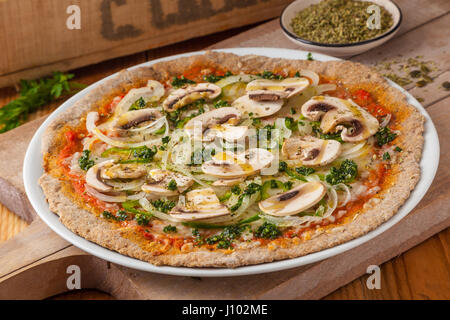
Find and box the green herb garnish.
[325,159,358,185]
[375,126,397,146]
[254,222,281,239]
[78,150,95,171]
[171,76,195,88]
[0,72,85,133]
[163,225,177,233]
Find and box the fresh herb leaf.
[213,99,230,108]
[325,159,358,185]
[167,179,177,191]
[383,152,391,160]
[171,76,195,88]
[78,150,95,171]
[254,222,281,239]
[307,52,314,61]
[151,199,176,213]
[0,72,85,133]
[375,126,397,146]
[128,97,146,110]
[394,146,402,152]
[135,213,150,226]
[295,166,315,176]
[163,225,177,233]
[258,71,284,80]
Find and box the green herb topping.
[325,159,358,185]
[78,150,95,171]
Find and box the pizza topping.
[232,94,283,118]
[211,177,244,187]
[169,188,230,221]
[282,136,341,166]
[201,148,274,179]
[114,80,165,115]
[141,169,194,197]
[100,163,147,180]
[163,83,221,112]
[301,96,379,142]
[246,77,310,98]
[248,90,288,102]
[259,181,326,216]
[184,107,242,141]
[113,108,163,130]
[85,160,115,192]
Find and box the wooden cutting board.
[0,0,449,300]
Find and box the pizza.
[39,51,424,267]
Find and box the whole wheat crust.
[39,51,424,268]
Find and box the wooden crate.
[0,0,290,87]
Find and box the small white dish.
[280,0,402,57]
[23,48,438,277]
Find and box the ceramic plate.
[23,48,439,277]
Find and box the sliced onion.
[169,165,211,188]
[93,128,161,148]
[215,74,260,88]
[335,183,351,207]
[126,191,146,201]
[316,83,337,93]
[297,120,313,136]
[297,70,319,85]
[139,198,181,222]
[341,141,366,157]
[275,118,292,141]
[128,116,166,133]
[86,112,99,133]
[107,179,145,191]
[85,185,127,203]
[380,114,391,127]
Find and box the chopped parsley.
[279,161,308,182]
[135,213,150,226]
[254,222,281,239]
[230,183,262,212]
[311,121,343,142]
[128,97,146,110]
[383,152,391,160]
[102,210,128,222]
[325,159,358,185]
[78,150,95,171]
[163,225,177,233]
[258,71,284,80]
[375,126,397,146]
[151,199,176,213]
[171,76,195,88]
[295,166,316,176]
[213,99,230,108]
[167,179,177,191]
[394,146,402,152]
[203,71,233,83]
[205,224,248,249]
[307,52,314,61]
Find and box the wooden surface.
[0,0,291,87]
[0,0,449,299]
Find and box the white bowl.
[280,0,402,57]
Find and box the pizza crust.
[39,51,424,268]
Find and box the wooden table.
[1,0,449,300]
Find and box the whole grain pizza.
[39,51,424,267]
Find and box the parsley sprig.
[0,72,85,133]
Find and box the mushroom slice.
[114,80,165,115]
[206,124,249,142]
[248,90,288,102]
[201,148,274,179]
[282,136,341,166]
[184,107,242,140]
[301,96,379,142]
[163,83,221,112]
[85,160,115,193]
[113,108,163,130]
[169,188,229,221]
[141,169,194,196]
[211,177,244,187]
[246,77,310,98]
[100,163,147,180]
[259,181,326,216]
[232,94,283,118]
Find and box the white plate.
[23,48,439,277]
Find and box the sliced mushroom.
[114,80,165,115]
[282,136,341,166]
[246,77,310,98]
[141,169,194,196]
[163,83,221,112]
[202,148,274,179]
[259,181,326,216]
[184,107,242,141]
[100,163,147,180]
[232,94,283,118]
[85,160,115,193]
[301,96,379,142]
[169,188,229,221]
[113,108,163,130]
[211,177,244,187]
[205,124,249,142]
[248,90,288,102]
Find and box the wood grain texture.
[0,0,449,299]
